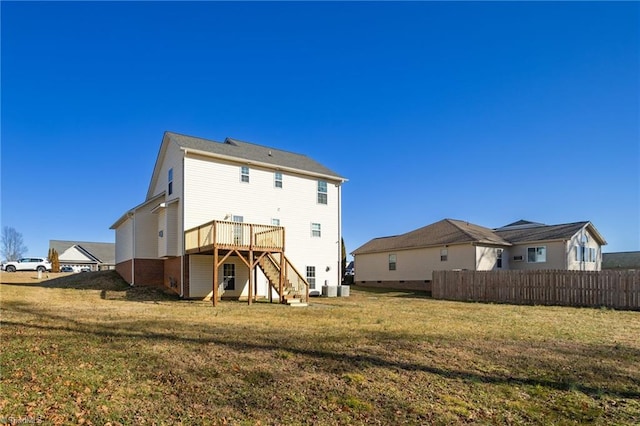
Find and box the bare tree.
[1,226,28,261]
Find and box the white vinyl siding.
[115,218,133,263]
[134,202,159,258]
[157,208,167,257]
[184,153,342,286]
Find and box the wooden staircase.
[258,253,309,307]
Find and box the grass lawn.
[1,271,639,425]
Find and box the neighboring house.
[110,131,346,303]
[602,251,640,270]
[352,219,606,292]
[49,240,116,271]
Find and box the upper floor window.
[576,246,597,262]
[527,246,546,263]
[311,223,321,237]
[241,166,250,183]
[274,172,283,188]
[440,248,448,262]
[317,180,327,204]
[168,168,174,195]
[389,254,397,271]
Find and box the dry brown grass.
[1,271,639,425]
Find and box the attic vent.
[268,150,272,156]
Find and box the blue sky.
[1,1,638,259]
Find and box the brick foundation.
[133,258,164,287]
[164,257,182,295]
[115,260,133,284]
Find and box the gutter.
[182,147,348,184]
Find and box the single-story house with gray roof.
[352,219,607,292]
[602,251,640,270]
[49,240,116,271]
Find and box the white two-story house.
[110,131,346,305]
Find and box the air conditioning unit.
[513,255,524,262]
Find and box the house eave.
[182,147,348,183]
[110,192,166,229]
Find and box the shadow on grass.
[4,301,639,401]
[1,270,180,303]
[351,285,432,299]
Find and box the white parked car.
[2,257,52,273]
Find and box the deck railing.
[185,220,284,252]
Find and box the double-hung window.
[168,168,173,196]
[527,246,546,263]
[311,223,321,237]
[241,166,250,183]
[440,249,448,262]
[389,254,397,271]
[317,180,327,204]
[274,172,283,188]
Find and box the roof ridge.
[224,137,316,159]
[445,218,490,240]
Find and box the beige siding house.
[352,219,606,292]
[111,131,346,304]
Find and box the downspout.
[131,212,136,286]
[180,153,186,297]
[337,181,342,286]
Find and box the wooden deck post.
[212,247,219,307]
[248,249,253,306]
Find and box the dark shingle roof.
[49,240,115,264]
[167,132,344,179]
[352,219,511,255]
[602,252,640,270]
[495,221,594,244]
[353,219,607,255]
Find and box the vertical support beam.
[248,249,253,306]
[280,227,286,303]
[213,247,219,307]
[279,252,286,303]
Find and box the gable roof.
[353,218,608,255]
[602,251,640,269]
[352,219,512,255]
[494,221,607,245]
[148,131,345,199]
[49,240,116,264]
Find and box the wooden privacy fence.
[432,270,640,310]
